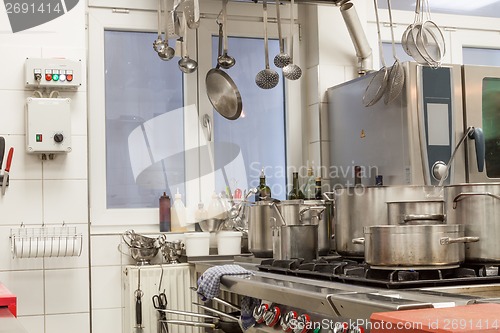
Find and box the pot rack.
[10,222,83,259]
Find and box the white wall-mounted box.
[25,58,82,89]
[26,97,72,154]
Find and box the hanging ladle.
[273,0,290,68]
[255,0,279,89]
[158,0,175,61]
[282,0,302,80]
[178,14,198,73]
[217,0,236,69]
[153,0,166,54]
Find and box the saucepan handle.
[440,236,480,245]
[322,192,336,202]
[453,192,500,209]
[352,237,365,245]
[401,214,445,223]
[160,320,215,329]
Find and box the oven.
[326,62,500,186]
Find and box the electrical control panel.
[25,97,72,154]
[24,58,81,89]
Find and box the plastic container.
[216,231,243,255]
[184,232,210,257]
[171,189,188,232]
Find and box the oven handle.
[468,127,485,173]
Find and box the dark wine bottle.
[314,177,322,200]
[255,168,272,201]
[288,172,305,200]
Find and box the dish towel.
[196,264,253,301]
[196,264,259,331]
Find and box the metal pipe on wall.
[340,2,373,75]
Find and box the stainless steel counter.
[192,260,500,322]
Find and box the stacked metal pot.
[247,199,333,260]
[332,185,484,268]
[444,183,500,263]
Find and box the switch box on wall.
[25,97,72,154]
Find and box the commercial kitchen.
[1,0,500,332]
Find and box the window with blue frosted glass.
[104,30,185,208]
[211,36,287,200]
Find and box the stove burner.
[257,257,500,288]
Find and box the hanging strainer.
[417,0,446,67]
[363,0,388,107]
[384,0,405,105]
[403,0,431,65]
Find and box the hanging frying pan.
[205,11,242,121]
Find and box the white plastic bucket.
[185,232,210,257]
[217,231,242,255]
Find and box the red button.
[66,74,73,82]
[45,74,52,81]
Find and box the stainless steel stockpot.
[279,225,318,261]
[247,201,277,258]
[444,183,500,262]
[301,199,333,255]
[333,185,444,258]
[353,224,479,268]
[386,200,445,225]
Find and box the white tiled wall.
[0,0,89,332]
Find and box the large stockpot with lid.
[352,224,479,268]
[333,185,443,258]
[444,183,500,262]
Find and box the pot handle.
[401,214,445,223]
[160,319,216,329]
[453,192,500,209]
[117,243,132,258]
[352,237,365,245]
[440,236,480,245]
[269,216,285,229]
[157,308,218,320]
[322,192,336,202]
[121,230,134,248]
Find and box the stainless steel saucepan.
[353,224,479,268]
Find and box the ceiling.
[377,0,500,18]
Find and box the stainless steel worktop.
[192,260,500,321]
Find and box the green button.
[313,327,321,333]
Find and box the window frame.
[87,2,303,230]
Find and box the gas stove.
[256,256,500,289]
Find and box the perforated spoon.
[255,0,279,89]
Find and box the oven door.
[462,65,500,183]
